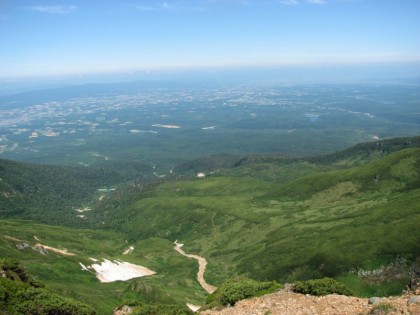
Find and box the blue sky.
[1,0,420,80]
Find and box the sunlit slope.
[99,147,420,294]
[269,146,420,198]
[0,220,207,314]
[175,136,420,183]
[247,147,420,279]
[1,137,419,306]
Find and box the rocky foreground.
[200,288,420,315]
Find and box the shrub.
[293,277,353,296]
[14,287,97,315]
[370,303,395,314]
[0,258,95,315]
[132,303,193,315]
[206,277,282,307]
[0,258,44,288]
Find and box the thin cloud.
[277,0,299,5]
[161,2,170,9]
[306,0,326,4]
[134,2,174,12]
[135,5,159,11]
[205,0,250,4]
[26,5,78,14]
[135,1,206,12]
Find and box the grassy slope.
[0,220,207,314]
[96,146,420,296]
[1,137,419,310]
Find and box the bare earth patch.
[2,234,23,242]
[200,289,420,315]
[34,243,76,256]
[174,243,217,294]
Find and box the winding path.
[174,245,217,294]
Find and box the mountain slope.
[0,220,206,314]
[92,143,420,296]
[1,136,419,309]
[0,258,96,315]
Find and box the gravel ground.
[200,289,420,315]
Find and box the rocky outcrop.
[408,295,420,305]
[408,258,420,295]
[201,288,420,315]
[113,305,132,315]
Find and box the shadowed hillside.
[0,159,124,226]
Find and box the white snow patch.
[75,207,92,213]
[123,246,134,255]
[153,172,166,178]
[186,304,201,312]
[174,240,184,247]
[79,262,89,271]
[88,259,156,283]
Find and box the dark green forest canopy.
[0,158,124,226]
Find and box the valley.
[0,82,419,314]
[0,221,208,314]
[1,135,419,313]
[1,84,419,178]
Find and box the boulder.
[368,297,383,305]
[408,295,420,305]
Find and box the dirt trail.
[2,234,76,256]
[174,245,217,294]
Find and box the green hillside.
[92,140,420,296]
[0,220,205,314]
[0,137,419,313]
[0,257,95,315]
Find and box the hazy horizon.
[1,0,420,87]
[1,61,420,96]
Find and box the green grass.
[205,277,281,307]
[93,147,420,296]
[1,138,420,312]
[337,274,411,298]
[0,220,207,314]
[293,278,353,296]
